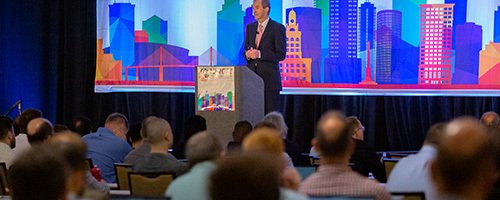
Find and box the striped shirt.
[299,164,390,200]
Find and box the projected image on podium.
[96,0,500,96]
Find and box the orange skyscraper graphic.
[479,42,500,85]
[279,9,312,83]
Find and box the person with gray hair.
[134,116,188,176]
[165,131,223,200]
[263,111,306,165]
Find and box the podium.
[195,66,264,146]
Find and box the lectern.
[195,66,264,146]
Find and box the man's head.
[144,116,173,148]
[253,0,270,22]
[26,117,53,144]
[423,122,446,147]
[209,154,280,200]
[232,120,253,142]
[346,116,364,141]
[185,131,223,168]
[243,128,284,157]
[8,144,68,200]
[263,111,288,139]
[104,113,129,141]
[48,131,88,195]
[0,116,15,148]
[314,111,350,160]
[430,117,496,199]
[480,111,500,128]
[70,116,93,136]
[17,108,42,134]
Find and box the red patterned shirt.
[299,164,391,200]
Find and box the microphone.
[3,100,22,116]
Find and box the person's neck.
[320,155,350,165]
[258,16,269,24]
[150,143,169,154]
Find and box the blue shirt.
[165,161,216,200]
[83,127,132,183]
[386,145,438,200]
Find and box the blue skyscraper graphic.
[392,0,425,47]
[494,6,500,42]
[452,23,482,84]
[109,2,135,72]
[445,0,467,49]
[217,0,244,65]
[360,2,375,51]
[324,0,361,83]
[376,10,402,84]
[286,7,322,83]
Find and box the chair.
[382,158,399,178]
[391,192,425,200]
[114,163,133,190]
[128,172,175,198]
[0,162,7,195]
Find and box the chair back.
[382,158,399,178]
[0,162,7,195]
[128,172,175,198]
[391,192,425,200]
[114,163,133,190]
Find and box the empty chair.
[128,172,175,198]
[382,158,399,178]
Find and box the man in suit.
[244,0,286,114]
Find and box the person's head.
[184,115,207,142]
[104,113,129,141]
[314,111,350,161]
[209,154,281,200]
[480,111,500,128]
[127,123,143,148]
[70,116,93,136]
[232,121,253,142]
[346,116,364,141]
[243,128,284,157]
[253,121,278,130]
[263,111,288,139]
[423,122,446,147]
[144,116,173,148]
[430,117,496,199]
[185,131,223,168]
[9,144,68,200]
[48,131,88,195]
[0,116,15,148]
[17,108,42,134]
[26,118,53,144]
[252,0,270,22]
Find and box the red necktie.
[256,24,264,48]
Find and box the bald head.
[143,116,173,147]
[27,118,53,144]
[480,111,500,128]
[314,111,349,158]
[431,117,496,198]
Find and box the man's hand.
[245,49,260,60]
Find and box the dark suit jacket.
[350,139,387,183]
[244,19,286,91]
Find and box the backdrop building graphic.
[494,6,500,43]
[360,1,376,52]
[418,4,454,85]
[376,10,402,84]
[109,3,135,71]
[452,23,482,84]
[280,9,313,83]
[217,0,244,65]
[392,0,426,47]
[444,0,467,49]
[479,42,500,85]
[142,15,168,45]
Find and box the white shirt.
[0,143,13,168]
[12,133,30,160]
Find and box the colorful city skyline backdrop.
[95,0,500,95]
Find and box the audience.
[127,123,143,149]
[299,110,390,200]
[70,116,93,137]
[209,154,282,200]
[82,113,132,183]
[166,131,223,199]
[242,128,307,200]
[430,117,497,199]
[481,111,500,128]
[0,116,15,167]
[226,120,252,156]
[263,111,307,166]
[125,116,156,164]
[49,131,108,200]
[8,144,68,200]
[53,124,70,133]
[26,117,53,144]
[173,115,207,159]
[12,109,42,158]
[133,116,188,176]
[346,116,386,182]
[386,122,446,199]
